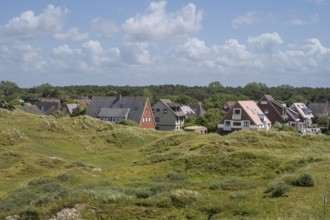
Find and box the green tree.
[0,81,20,99]
[208,81,224,89]
[71,105,87,117]
[243,82,269,100]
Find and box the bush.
[293,173,316,187]
[134,188,152,199]
[264,182,290,198]
[170,189,200,208]
[118,119,138,127]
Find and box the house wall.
[152,101,180,130]
[139,100,156,129]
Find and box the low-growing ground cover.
[0,109,330,219]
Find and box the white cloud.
[1,4,68,38]
[82,40,103,54]
[119,43,151,64]
[53,44,75,55]
[232,11,260,29]
[248,32,283,52]
[54,28,89,41]
[122,1,203,41]
[90,18,118,38]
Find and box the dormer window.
[233,108,241,115]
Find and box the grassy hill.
[0,109,330,219]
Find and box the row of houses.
[15,97,90,115]
[86,96,206,132]
[11,94,329,134]
[218,95,329,134]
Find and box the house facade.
[257,95,299,125]
[218,101,271,134]
[152,99,186,130]
[87,96,155,129]
[290,103,314,126]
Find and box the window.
[225,121,231,127]
[233,108,241,115]
[163,109,167,114]
[261,101,268,105]
[243,121,250,127]
[156,108,160,112]
[155,117,160,122]
[264,109,269,114]
[233,122,241,126]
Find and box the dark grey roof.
[86,97,116,117]
[34,102,61,115]
[159,99,186,117]
[111,97,147,123]
[307,102,329,115]
[15,104,44,115]
[87,96,148,124]
[189,103,206,118]
[97,108,130,118]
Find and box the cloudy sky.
[1,0,329,88]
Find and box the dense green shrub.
[264,182,290,198]
[118,119,138,127]
[293,173,316,187]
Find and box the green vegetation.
[1,110,330,219]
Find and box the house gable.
[257,95,298,124]
[139,99,156,129]
[219,100,271,133]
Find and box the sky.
[0,0,330,88]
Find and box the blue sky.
[0,0,329,88]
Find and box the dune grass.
[1,109,330,219]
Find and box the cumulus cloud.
[248,32,283,52]
[122,1,203,41]
[232,11,260,29]
[119,43,151,64]
[90,18,118,38]
[0,4,68,38]
[53,44,75,55]
[82,40,103,54]
[54,28,89,41]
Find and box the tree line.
[1,80,330,132]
